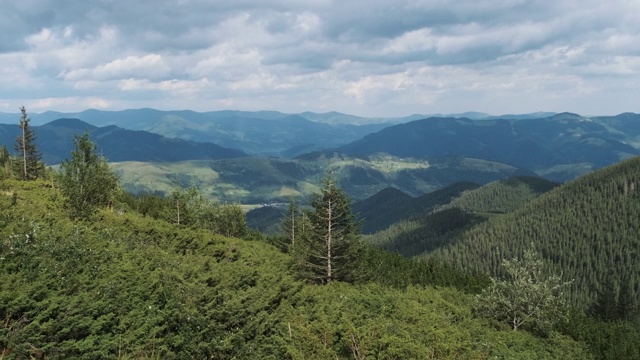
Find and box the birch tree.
[474,244,572,333]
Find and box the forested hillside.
[425,157,640,309]
[353,182,480,234]
[338,113,640,181]
[365,176,556,255]
[440,176,558,214]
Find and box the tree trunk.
[326,198,332,283]
[21,123,27,180]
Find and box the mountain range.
[2,109,640,204]
[338,112,640,182]
[0,118,246,165]
[0,109,558,157]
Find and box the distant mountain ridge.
[0,109,563,157]
[14,109,393,157]
[337,112,640,181]
[0,118,246,165]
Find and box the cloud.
[61,54,171,81]
[0,0,639,116]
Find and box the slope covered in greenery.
[338,113,640,181]
[0,119,248,165]
[440,176,558,214]
[428,157,640,309]
[113,154,530,204]
[353,182,480,234]
[0,179,592,359]
[365,176,556,256]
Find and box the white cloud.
[0,0,639,116]
[61,54,171,81]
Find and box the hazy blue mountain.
[22,109,390,156]
[337,113,640,182]
[0,111,17,124]
[0,118,247,165]
[486,112,557,120]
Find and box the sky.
[1,0,639,117]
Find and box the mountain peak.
[43,118,96,130]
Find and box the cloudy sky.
[1,0,639,117]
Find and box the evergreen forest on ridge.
[0,108,639,359]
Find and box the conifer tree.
[14,106,45,180]
[616,280,637,322]
[295,174,362,284]
[281,197,303,247]
[0,144,12,179]
[590,278,619,322]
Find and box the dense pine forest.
[428,157,640,309]
[0,110,639,359]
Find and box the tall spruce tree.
[59,132,119,219]
[616,280,637,321]
[14,106,45,180]
[590,278,619,322]
[295,174,362,284]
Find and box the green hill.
[353,182,480,234]
[337,113,640,182]
[365,176,556,256]
[425,157,640,309]
[0,179,594,359]
[0,119,247,165]
[112,154,532,204]
[440,176,559,214]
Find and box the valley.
[1,108,639,359]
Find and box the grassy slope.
[0,179,590,359]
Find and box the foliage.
[0,145,12,179]
[429,156,640,310]
[560,312,640,360]
[0,179,595,359]
[361,246,491,293]
[163,186,248,238]
[589,276,638,323]
[294,175,363,284]
[285,283,591,360]
[354,181,480,234]
[59,132,119,219]
[13,106,45,181]
[475,245,572,333]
